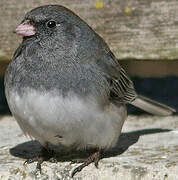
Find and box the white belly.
[6,88,126,149]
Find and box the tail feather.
[130,95,176,116]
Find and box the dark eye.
[46,20,56,28]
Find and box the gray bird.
[5,5,176,177]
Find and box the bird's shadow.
[10,128,171,162]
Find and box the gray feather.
[130,95,176,116]
[101,51,176,116]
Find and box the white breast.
[6,88,127,149]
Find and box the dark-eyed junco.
[5,5,176,177]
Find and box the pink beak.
[15,20,36,37]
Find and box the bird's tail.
[130,95,176,116]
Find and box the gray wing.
[96,50,176,115]
[96,50,137,104]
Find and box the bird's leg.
[71,151,100,177]
[24,143,57,173]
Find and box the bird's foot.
[24,156,45,173]
[71,151,100,177]
[24,147,57,173]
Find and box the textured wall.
[1,0,178,61]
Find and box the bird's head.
[14,5,106,62]
[14,5,89,44]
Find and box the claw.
[71,151,100,177]
[49,157,58,163]
[71,165,84,177]
[36,162,42,173]
[94,154,100,168]
[24,158,37,165]
[23,146,55,173]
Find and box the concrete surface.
[0,114,178,180]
